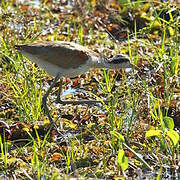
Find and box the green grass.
[0,1,179,179]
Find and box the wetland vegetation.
[0,0,179,179]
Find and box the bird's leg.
[56,80,63,104]
[57,91,109,105]
[42,73,61,125]
[55,79,109,105]
[59,99,109,105]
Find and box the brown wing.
[15,41,99,69]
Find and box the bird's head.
[104,54,138,70]
[108,54,131,68]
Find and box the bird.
[15,41,134,125]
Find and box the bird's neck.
[91,55,131,69]
[93,57,120,69]
[91,56,109,68]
